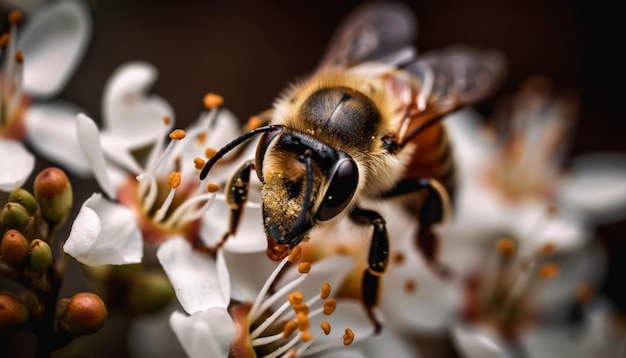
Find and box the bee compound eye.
[255,126,283,183]
[315,157,358,221]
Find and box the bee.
[200,2,505,331]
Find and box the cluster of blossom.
[1,1,626,358]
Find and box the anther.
[539,263,559,279]
[405,278,417,294]
[286,348,298,358]
[169,129,186,140]
[8,11,23,25]
[14,50,23,64]
[323,299,337,315]
[0,33,8,47]
[194,157,206,170]
[575,282,595,305]
[203,93,224,109]
[246,116,263,131]
[320,283,331,300]
[167,172,181,189]
[496,238,516,258]
[283,320,297,338]
[298,262,311,274]
[288,291,304,306]
[162,115,171,126]
[288,246,302,264]
[206,183,220,193]
[320,321,331,335]
[300,331,313,342]
[342,328,355,346]
[539,242,556,256]
[196,132,207,144]
[205,148,217,159]
[292,303,309,315]
[296,312,310,331]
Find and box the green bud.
[127,271,175,315]
[34,167,73,228]
[8,188,38,215]
[0,202,31,231]
[59,292,107,335]
[0,294,29,329]
[1,229,29,267]
[28,239,53,272]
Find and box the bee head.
[255,127,359,247]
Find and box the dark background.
[3,0,626,355]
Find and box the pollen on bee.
[168,172,182,189]
[342,328,355,346]
[323,299,337,315]
[246,116,263,131]
[194,157,206,170]
[169,129,186,140]
[0,33,8,47]
[496,238,516,258]
[283,320,297,338]
[203,93,224,108]
[320,321,331,335]
[8,11,23,25]
[288,246,302,263]
[539,262,559,279]
[14,50,23,64]
[320,283,331,300]
[206,183,220,193]
[298,262,311,274]
[205,147,217,159]
[288,291,304,306]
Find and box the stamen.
[250,301,292,340]
[194,157,206,170]
[203,93,224,109]
[323,299,337,315]
[168,171,181,188]
[298,262,311,274]
[249,255,292,320]
[246,116,263,131]
[289,246,303,263]
[283,320,298,338]
[0,33,8,47]
[196,132,207,144]
[496,238,516,258]
[153,172,181,222]
[288,291,304,306]
[162,115,171,125]
[300,331,313,342]
[296,312,310,332]
[136,173,158,213]
[14,50,23,64]
[206,183,220,193]
[8,11,23,25]
[169,129,186,140]
[260,332,301,358]
[343,328,355,345]
[255,273,308,321]
[320,283,331,300]
[539,242,556,256]
[205,147,217,159]
[320,321,331,335]
[539,263,559,279]
[164,190,217,227]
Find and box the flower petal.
[64,193,143,265]
[25,102,92,177]
[224,250,283,303]
[558,153,626,224]
[19,0,91,98]
[157,237,230,313]
[76,113,117,199]
[0,140,34,192]
[451,324,510,358]
[170,307,235,358]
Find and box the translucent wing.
[316,2,418,71]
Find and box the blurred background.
[2,0,625,356]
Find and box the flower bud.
[127,271,175,315]
[0,202,31,231]
[8,188,38,215]
[34,167,73,228]
[0,294,29,329]
[59,292,107,335]
[1,230,29,267]
[28,239,53,272]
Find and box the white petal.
[0,140,34,192]
[224,250,283,303]
[170,308,235,358]
[444,108,494,178]
[25,102,92,177]
[76,113,117,199]
[451,324,511,358]
[157,238,230,313]
[64,193,143,265]
[19,0,91,98]
[558,153,626,224]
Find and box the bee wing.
[316,2,418,71]
[406,46,507,109]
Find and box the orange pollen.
[323,299,337,315]
[343,328,355,346]
[169,129,186,140]
[206,183,220,193]
[194,157,206,170]
[283,320,297,338]
[286,348,298,358]
[0,33,9,47]
[300,331,313,342]
[15,50,23,64]
[298,262,311,274]
[296,312,310,331]
[392,252,406,265]
[405,278,417,294]
[205,147,217,159]
[167,172,182,189]
[539,263,559,279]
[8,11,23,25]
[196,132,207,144]
[246,116,263,131]
[320,321,331,335]
[540,242,556,256]
[288,246,302,263]
[320,283,331,300]
[496,238,516,258]
[288,291,304,306]
[162,115,171,125]
[203,93,224,108]
[292,303,309,315]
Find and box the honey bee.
[200,2,505,330]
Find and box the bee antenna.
[285,150,314,244]
[199,125,277,180]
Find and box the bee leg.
[350,206,389,334]
[382,178,452,278]
[195,160,254,253]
